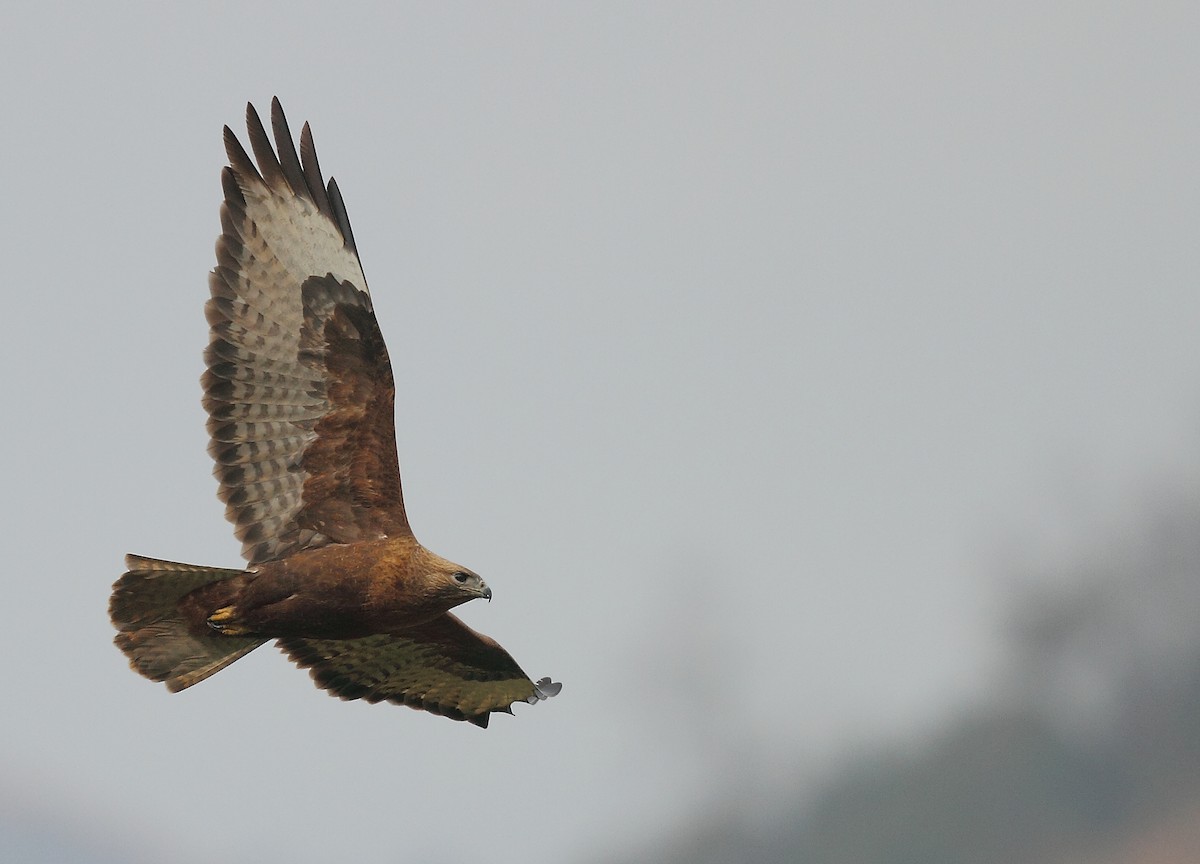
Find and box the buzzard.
[109,98,560,727]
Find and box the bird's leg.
[207,605,252,636]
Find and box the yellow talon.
[207,606,248,635]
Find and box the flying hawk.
[109,98,560,727]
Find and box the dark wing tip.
[299,120,334,220]
[245,100,287,192]
[270,97,310,201]
[223,125,261,186]
[235,100,357,255]
[326,177,358,254]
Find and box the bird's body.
[183,537,485,640]
[109,99,559,727]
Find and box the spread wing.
[278,614,563,727]
[204,98,409,564]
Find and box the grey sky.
[2,4,1198,863]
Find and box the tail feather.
[110,554,265,691]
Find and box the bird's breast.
[233,537,441,638]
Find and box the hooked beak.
[481,582,492,602]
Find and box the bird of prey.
[109,98,560,727]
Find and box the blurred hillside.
[605,484,1200,864]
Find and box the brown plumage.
[110,98,560,727]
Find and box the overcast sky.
[2,4,1198,863]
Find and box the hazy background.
[2,4,1198,863]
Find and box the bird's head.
[414,547,492,608]
[447,566,492,603]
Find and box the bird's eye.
[453,572,470,584]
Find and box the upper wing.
[278,614,562,727]
[204,98,410,564]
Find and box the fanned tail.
[109,554,265,692]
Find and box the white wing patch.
[238,182,368,295]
